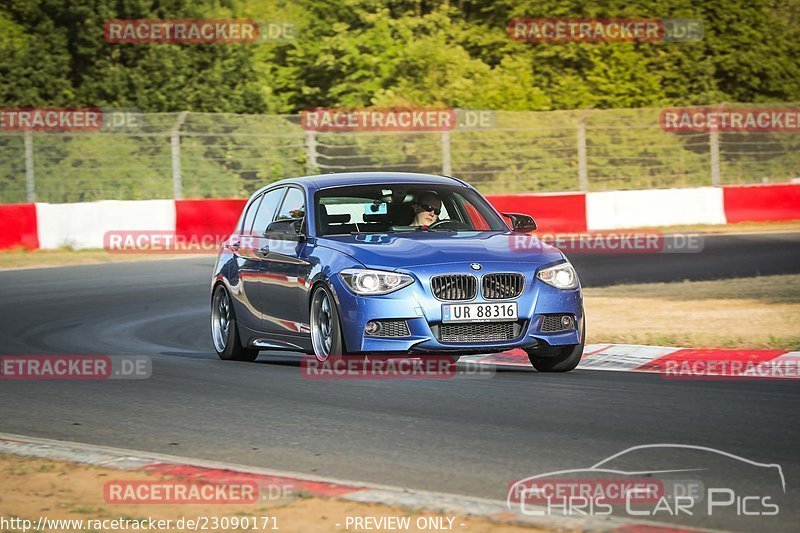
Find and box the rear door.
[229,192,264,331]
[239,187,285,331]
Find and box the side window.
[274,188,306,222]
[250,188,285,236]
[455,193,491,230]
[240,194,262,235]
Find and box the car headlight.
[536,262,579,290]
[339,269,414,295]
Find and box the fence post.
[171,111,189,199]
[709,127,721,186]
[305,131,318,174]
[577,119,588,191]
[441,131,452,175]
[24,131,35,202]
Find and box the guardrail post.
[171,111,189,199]
[577,119,588,191]
[709,127,721,186]
[305,131,318,174]
[24,131,35,202]
[441,131,452,175]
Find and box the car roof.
[251,172,467,197]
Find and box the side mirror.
[265,218,306,240]
[502,212,537,233]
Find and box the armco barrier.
[2,183,798,251]
[0,203,38,250]
[723,183,800,223]
[486,193,587,233]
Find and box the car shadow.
[251,352,535,372]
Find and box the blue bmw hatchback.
[211,172,585,372]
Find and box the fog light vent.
[365,319,410,337]
[540,314,575,333]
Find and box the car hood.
[317,231,564,270]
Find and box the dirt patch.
[0,455,548,532]
[585,274,800,349]
[0,248,207,270]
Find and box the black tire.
[211,284,259,362]
[309,284,358,362]
[526,318,585,372]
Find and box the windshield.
[316,184,508,236]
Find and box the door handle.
[257,245,270,256]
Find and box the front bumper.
[329,262,584,355]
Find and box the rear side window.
[240,195,262,234]
[250,188,285,236]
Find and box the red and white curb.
[0,432,707,532]
[463,344,800,379]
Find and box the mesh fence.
[1,104,798,204]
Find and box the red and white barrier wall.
[488,183,800,232]
[1,184,798,250]
[487,192,587,232]
[0,204,39,250]
[722,183,800,223]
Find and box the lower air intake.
[439,321,520,343]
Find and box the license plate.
[442,302,518,323]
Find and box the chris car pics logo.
[508,444,784,518]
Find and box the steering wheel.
[428,219,471,231]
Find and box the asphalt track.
[568,231,800,285]
[1,232,799,531]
